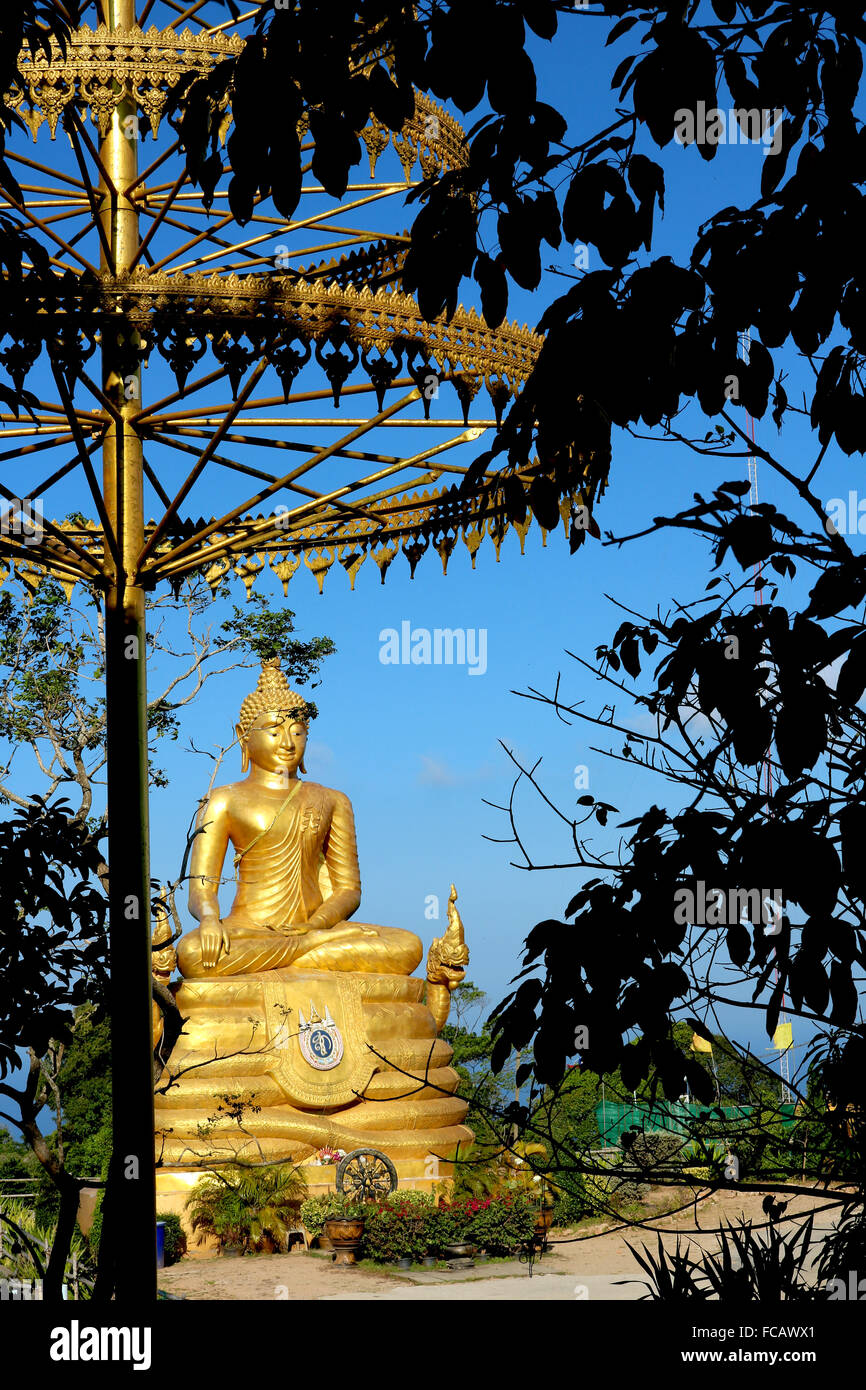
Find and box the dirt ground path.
[158,1187,841,1301]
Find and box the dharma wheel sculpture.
[0,2,585,1298]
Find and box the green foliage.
[0,799,109,1075]
[440,982,490,1059]
[156,1211,187,1267]
[627,1215,816,1303]
[186,1163,308,1253]
[622,1130,685,1174]
[549,1179,588,1230]
[19,1006,112,1229]
[86,1195,103,1263]
[55,1006,112,1178]
[715,1106,799,1182]
[447,1157,501,1202]
[459,1189,536,1256]
[531,1068,610,1162]
[0,579,337,807]
[360,1191,434,1263]
[369,1188,536,1260]
[0,1127,38,1184]
[0,582,99,752]
[585,1168,646,1214]
[440,981,514,1148]
[299,1191,367,1237]
[301,1187,537,1261]
[0,1197,93,1293]
[218,593,336,704]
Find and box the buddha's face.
[241,710,307,779]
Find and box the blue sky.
[2,2,851,1095]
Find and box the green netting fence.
[596,1100,797,1148]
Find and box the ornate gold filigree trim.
[0,483,593,600]
[11,22,468,178]
[5,268,542,395]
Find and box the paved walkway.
[321,1270,645,1301]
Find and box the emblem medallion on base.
[299,1002,344,1071]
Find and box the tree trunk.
[92,1156,118,1304]
[42,1175,81,1303]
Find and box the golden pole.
[97,0,156,1304]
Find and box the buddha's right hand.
[200,918,230,968]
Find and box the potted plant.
[300,1192,362,1252]
[442,1239,476,1261]
[433,1197,474,1262]
[322,1196,367,1266]
[463,1188,537,1257]
[356,1192,437,1265]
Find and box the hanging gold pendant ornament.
[0,6,601,605]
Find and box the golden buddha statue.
[155,659,472,1176]
[178,658,423,979]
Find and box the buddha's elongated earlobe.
[300,756,307,775]
[237,723,249,774]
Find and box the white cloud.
[418,755,458,786]
[305,740,335,768]
[416,755,499,787]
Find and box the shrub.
[550,1178,588,1229]
[579,1147,657,1215]
[464,1191,536,1255]
[431,1188,536,1256]
[629,1216,816,1301]
[361,1196,431,1263]
[607,1174,648,1207]
[445,1150,502,1203]
[186,1163,308,1254]
[624,1131,685,1171]
[302,1187,539,1262]
[422,1201,463,1253]
[299,1191,367,1239]
[156,1210,186,1266]
[0,1198,93,1293]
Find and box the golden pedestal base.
[155,966,472,1169]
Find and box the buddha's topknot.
[237,658,310,739]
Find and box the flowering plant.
[356,1189,535,1261]
[434,1188,535,1254]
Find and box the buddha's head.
[237,659,311,778]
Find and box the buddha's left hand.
[279,922,310,936]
